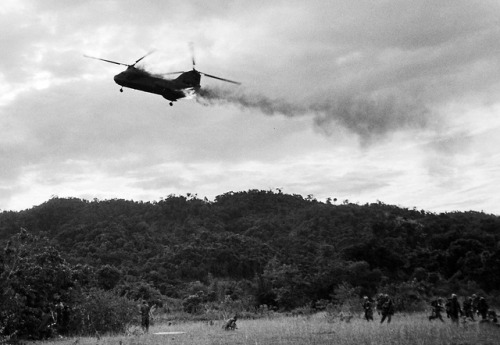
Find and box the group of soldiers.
[362,294,394,323]
[362,293,498,325]
[429,294,497,324]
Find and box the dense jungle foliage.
[1,190,499,338]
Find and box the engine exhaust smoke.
[197,86,431,145]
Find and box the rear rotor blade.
[83,55,129,67]
[162,71,186,75]
[189,42,196,68]
[200,72,241,85]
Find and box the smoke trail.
[197,86,431,145]
[197,86,307,117]
[312,95,431,142]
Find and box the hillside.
[1,190,500,306]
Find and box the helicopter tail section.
[174,70,201,88]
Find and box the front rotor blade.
[84,55,129,66]
[133,50,156,66]
[200,72,241,85]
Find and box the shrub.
[182,294,203,314]
[70,288,137,335]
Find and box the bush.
[70,288,137,335]
[332,282,363,314]
[182,294,203,314]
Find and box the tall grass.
[36,312,499,345]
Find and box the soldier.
[463,296,475,321]
[37,307,56,339]
[61,303,71,335]
[224,315,238,330]
[472,294,479,315]
[376,293,386,316]
[487,310,498,323]
[429,298,444,322]
[55,301,71,335]
[447,294,462,324]
[479,310,499,329]
[55,302,64,333]
[380,294,394,324]
[477,297,489,320]
[140,300,151,333]
[444,299,450,318]
[362,296,374,321]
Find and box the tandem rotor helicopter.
[84,45,241,106]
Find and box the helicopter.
[84,48,240,106]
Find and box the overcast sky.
[2,0,500,214]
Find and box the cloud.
[188,1,500,148]
[1,0,500,213]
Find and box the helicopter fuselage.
[84,50,238,105]
[113,67,200,102]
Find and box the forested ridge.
[1,190,500,337]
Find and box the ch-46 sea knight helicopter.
[84,47,240,106]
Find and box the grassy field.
[36,313,499,345]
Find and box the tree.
[0,229,143,339]
[96,265,122,290]
[260,258,309,310]
[116,281,164,306]
[0,229,75,339]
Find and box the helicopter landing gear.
[119,87,123,92]
[169,102,173,106]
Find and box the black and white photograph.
[1,0,499,343]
